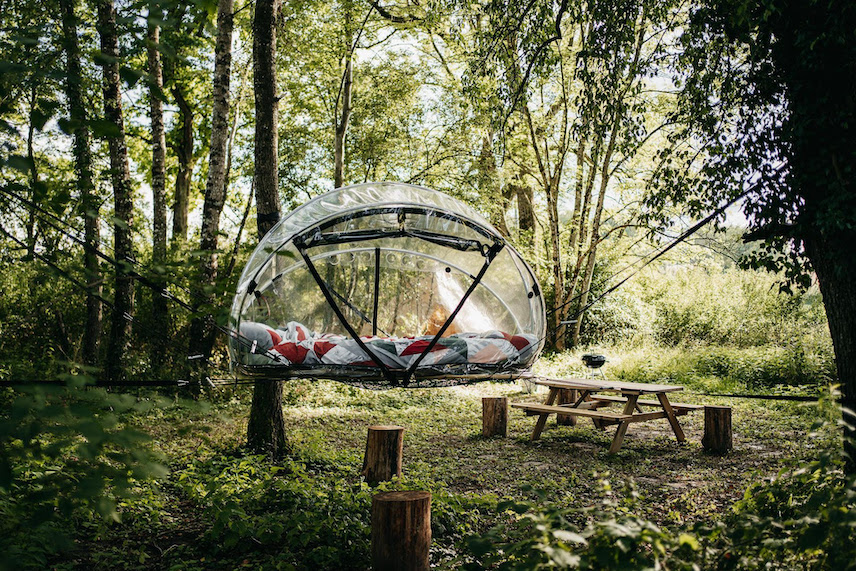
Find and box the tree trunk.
[333,34,352,188]
[246,380,287,455]
[571,119,617,347]
[515,177,535,250]
[557,136,587,338]
[482,397,508,436]
[247,0,287,456]
[25,86,39,258]
[189,0,234,364]
[60,0,102,368]
[701,406,733,454]
[556,388,578,426]
[804,233,856,471]
[171,85,194,244]
[361,425,405,484]
[97,0,135,383]
[253,0,281,238]
[147,14,169,367]
[524,104,564,348]
[371,491,431,571]
[770,3,856,473]
[478,136,510,237]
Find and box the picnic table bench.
[512,377,703,453]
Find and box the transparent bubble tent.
[229,182,546,388]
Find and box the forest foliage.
[0,0,853,568]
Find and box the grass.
[42,347,843,570]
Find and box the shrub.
[609,343,835,391]
[171,452,496,569]
[464,481,701,570]
[0,374,169,570]
[465,441,856,570]
[638,267,828,349]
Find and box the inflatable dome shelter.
[229,182,546,388]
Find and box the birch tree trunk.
[571,119,617,346]
[97,0,135,383]
[147,14,169,365]
[333,53,352,188]
[247,0,287,457]
[333,0,354,189]
[189,0,234,363]
[515,177,536,250]
[60,0,102,367]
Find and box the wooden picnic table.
[512,377,702,453]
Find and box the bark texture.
[252,0,281,238]
[171,85,194,244]
[371,491,431,571]
[556,388,578,426]
[361,425,404,484]
[771,1,856,471]
[481,397,508,437]
[334,53,352,187]
[805,234,856,468]
[189,0,234,363]
[97,0,135,383]
[515,177,536,249]
[60,0,102,368]
[701,406,733,454]
[147,16,169,365]
[247,0,287,456]
[478,135,510,237]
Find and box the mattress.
[235,321,538,370]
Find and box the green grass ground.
[56,362,840,570]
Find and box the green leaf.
[119,66,145,88]
[89,119,121,138]
[4,155,34,173]
[0,457,11,490]
[31,108,51,131]
[553,529,587,545]
[678,533,700,550]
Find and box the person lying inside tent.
[421,305,460,337]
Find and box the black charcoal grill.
[582,353,607,368]
[581,353,607,379]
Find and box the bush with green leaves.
[170,452,495,569]
[610,343,836,391]
[464,480,701,570]
[465,436,856,570]
[638,266,828,349]
[0,375,169,570]
[701,445,856,570]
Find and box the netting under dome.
[228,182,546,388]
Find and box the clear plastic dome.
[229,182,545,385]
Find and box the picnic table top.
[531,376,684,394]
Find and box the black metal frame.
[233,202,538,385]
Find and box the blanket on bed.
[237,321,538,369]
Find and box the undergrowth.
[538,340,835,394]
[0,341,847,570]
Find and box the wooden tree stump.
[482,397,508,437]
[702,406,732,454]
[372,490,431,571]
[361,425,404,484]
[556,388,578,426]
